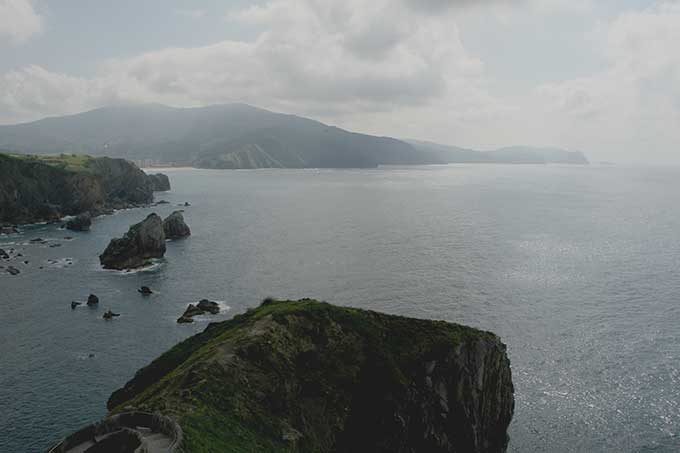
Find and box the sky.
[0,0,678,163]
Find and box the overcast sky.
[1,0,678,163]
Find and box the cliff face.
[108,299,514,453]
[0,154,165,226]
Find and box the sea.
[1,164,679,452]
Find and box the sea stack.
[99,214,166,270]
[162,211,191,239]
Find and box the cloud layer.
[0,0,42,43]
[1,0,680,162]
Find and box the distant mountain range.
[0,104,589,168]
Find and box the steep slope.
[0,153,165,226]
[105,298,514,453]
[0,104,441,169]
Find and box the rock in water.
[6,266,20,275]
[162,211,191,239]
[87,294,99,306]
[108,299,514,452]
[99,214,166,270]
[138,286,153,295]
[176,300,220,323]
[0,226,19,235]
[176,304,203,323]
[71,301,81,309]
[65,213,92,231]
[147,173,171,192]
[197,299,220,314]
[0,249,8,259]
[103,310,120,320]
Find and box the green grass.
[2,152,95,172]
[107,299,502,452]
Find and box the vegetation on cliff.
[0,153,168,226]
[107,298,514,453]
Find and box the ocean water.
[1,164,679,452]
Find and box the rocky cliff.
[148,173,171,191]
[107,298,514,452]
[0,153,169,226]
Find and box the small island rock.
[176,300,220,323]
[65,213,92,231]
[99,213,166,270]
[103,310,120,320]
[87,294,99,306]
[6,265,20,275]
[162,211,191,239]
[197,299,220,314]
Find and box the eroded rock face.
[0,154,156,227]
[99,214,166,270]
[108,299,514,453]
[65,213,92,231]
[162,211,191,239]
[148,173,171,192]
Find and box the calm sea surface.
[1,165,679,452]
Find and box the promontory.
[52,298,515,452]
[0,153,170,226]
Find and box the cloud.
[531,2,680,159]
[0,0,42,44]
[1,0,679,162]
[0,0,495,124]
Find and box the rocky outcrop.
[99,214,166,270]
[103,310,120,320]
[162,211,191,239]
[5,265,20,275]
[197,299,219,314]
[107,298,514,452]
[0,153,159,226]
[0,226,18,235]
[147,173,171,191]
[65,213,92,231]
[176,299,220,323]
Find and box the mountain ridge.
[0,104,588,168]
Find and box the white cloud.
[1,0,680,162]
[531,2,680,160]
[0,0,496,124]
[0,0,42,44]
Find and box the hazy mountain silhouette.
[0,103,588,168]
